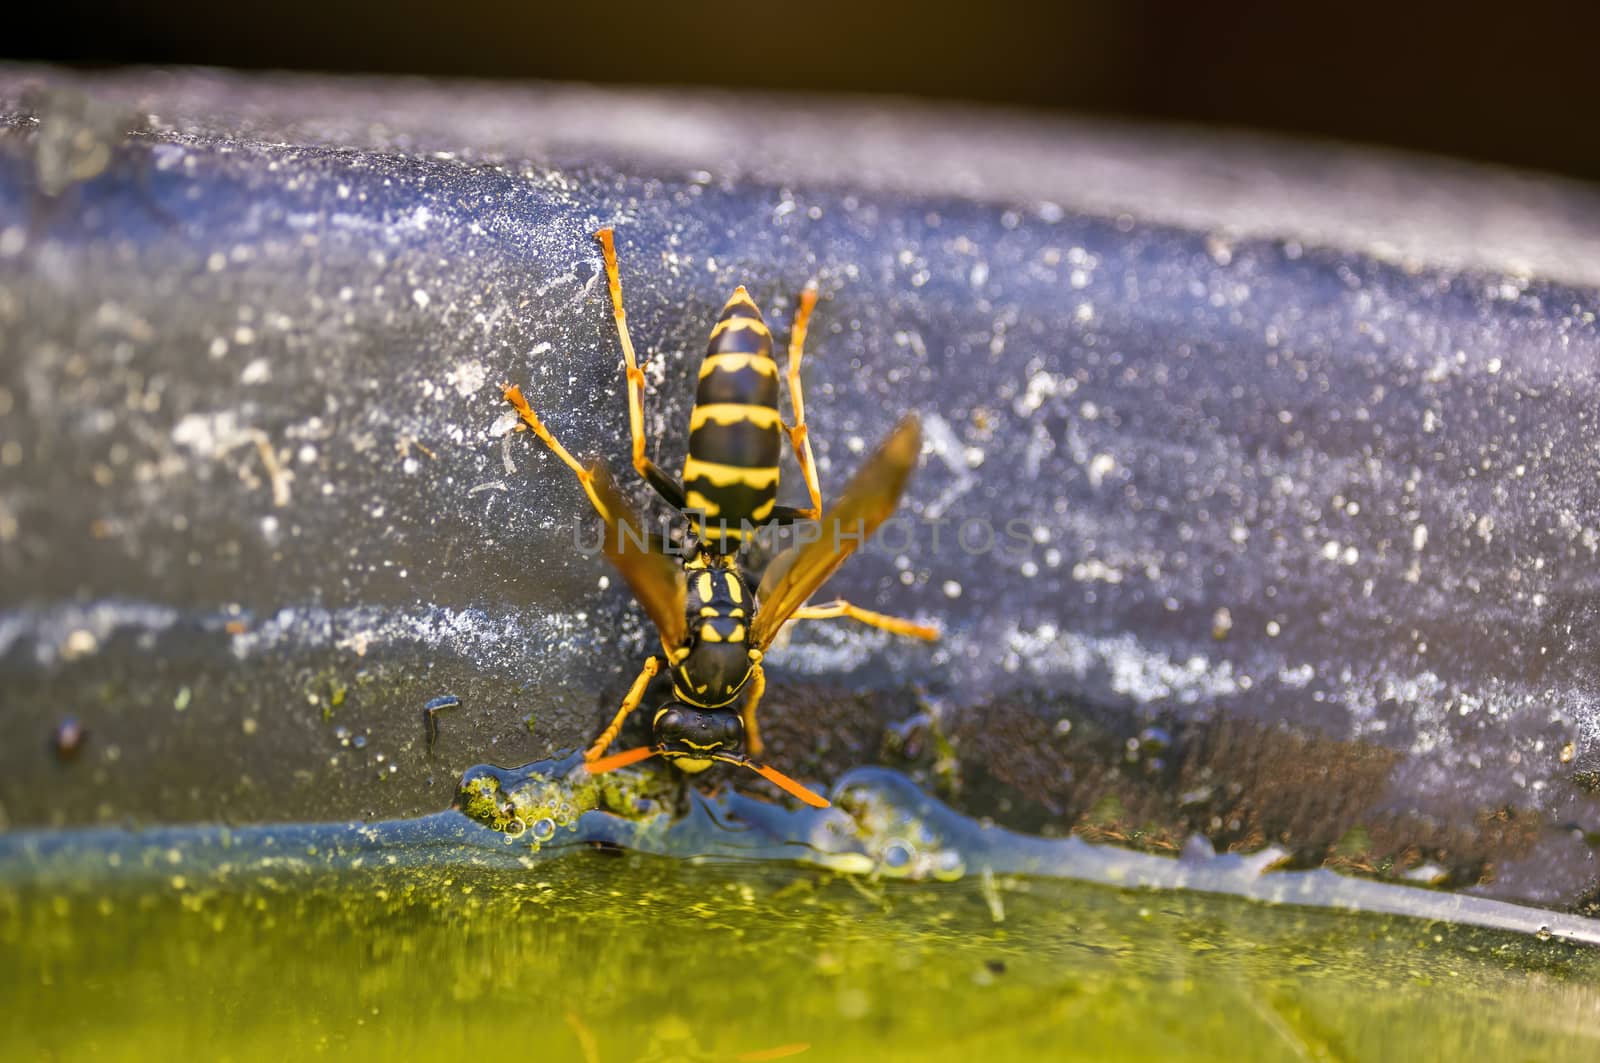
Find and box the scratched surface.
[2,68,1599,909]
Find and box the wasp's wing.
[750,415,921,650]
[588,459,687,652]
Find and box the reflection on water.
[2,762,1598,1059]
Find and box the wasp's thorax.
[672,551,758,708]
[652,703,745,773]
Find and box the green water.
[4,764,1599,1060]
[4,854,1598,1061]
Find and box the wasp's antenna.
[714,752,831,809]
[583,746,659,774]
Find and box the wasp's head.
[583,702,829,809]
[651,702,744,773]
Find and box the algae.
[3,849,1598,1061]
[4,762,1599,1057]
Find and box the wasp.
[503,229,937,807]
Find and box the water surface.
[5,766,1598,1060]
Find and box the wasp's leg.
[594,228,688,510]
[788,599,939,640]
[782,285,824,520]
[583,655,664,761]
[741,660,767,759]
[502,382,624,520]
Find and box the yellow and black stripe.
[684,287,782,546]
[673,561,756,706]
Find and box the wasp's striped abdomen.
[684,287,782,546]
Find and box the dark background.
[11,1,1600,183]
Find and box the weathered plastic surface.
[2,67,1599,909]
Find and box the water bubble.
[531,818,557,842]
[882,839,915,870]
[932,849,966,881]
[503,818,526,839]
[1138,727,1172,755]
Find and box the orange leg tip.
[503,385,535,419]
